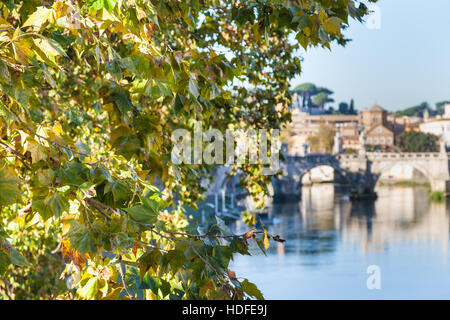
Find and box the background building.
[419,103,450,149]
[361,104,396,150]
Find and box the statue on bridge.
[333,129,342,154]
[440,135,447,154]
[359,130,366,156]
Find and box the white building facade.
[419,119,450,148]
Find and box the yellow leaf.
[260,220,270,250]
[22,7,52,29]
[0,16,12,29]
[25,140,47,163]
[323,17,342,35]
[53,121,63,136]
[53,1,68,19]
[33,37,65,62]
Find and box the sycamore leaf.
[25,140,47,163]
[9,248,31,267]
[33,192,69,220]
[22,7,52,29]
[260,220,270,250]
[0,60,10,79]
[140,274,170,297]
[41,63,57,88]
[189,77,199,99]
[140,194,160,214]
[0,167,20,205]
[226,269,237,281]
[87,0,118,13]
[296,32,309,50]
[69,221,96,254]
[255,238,266,256]
[272,235,285,243]
[0,252,9,275]
[243,228,256,241]
[77,277,99,300]
[0,16,11,29]
[241,279,264,300]
[323,17,342,34]
[33,37,65,63]
[123,205,158,224]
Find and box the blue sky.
[291,0,450,112]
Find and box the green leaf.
[140,274,171,297]
[0,60,10,80]
[60,161,87,186]
[33,191,69,220]
[0,167,20,205]
[140,194,160,214]
[241,279,264,300]
[230,237,250,255]
[318,27,329,43]
[9,248,31,267]
[109,87,133,115]
[189,77,199,99]
[323,17,342,35]
[121,265,144,300]
[138,249,162,278]
[87,0,117,13]
[69,221,96,254]
[255,238,266,256]
[77,277,99,300]
[0,252,10,275]
[123,205,158,224]
[296,32,309,50]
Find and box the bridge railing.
[337,152,447,161]
[365,152,443,160]
[287,152,450,162]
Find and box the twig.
[26,128,89,157]
[0,140,31,169]
[189,243,222,277]
[117,258,133,299]
[136,240,168,253]
[85,198,112,220]
[85,198,283,243]
[51,242,62,254]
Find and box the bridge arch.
[273,152,450,201]
[370,160,432,187]
[299,163,352,186]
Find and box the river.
[230,184,450,299]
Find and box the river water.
[230,184,450,299]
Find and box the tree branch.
[26,128,89,157]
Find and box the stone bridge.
[272,151,450,201]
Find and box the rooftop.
[364,104,386,112]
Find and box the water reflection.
[230,185,450,299]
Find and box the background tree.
[396,102,430,117]
[0,0,376,299]
[338,102,349,114]
[307,124,336,153]
[293,82,317,109]
[397,131,439,152]
[349,99,356,114]
[292,83,335,111]
[436,101,450,114]
[312,91,334,111]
